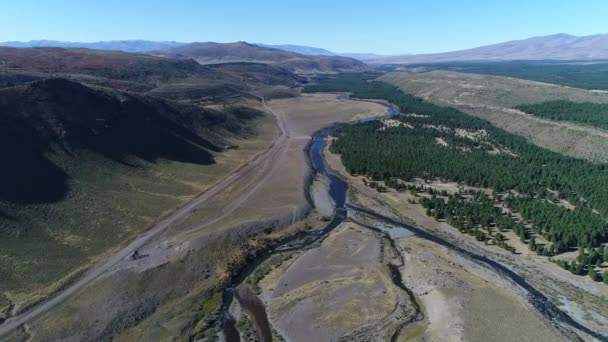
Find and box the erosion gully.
[215,103,605,342]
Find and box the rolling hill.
[0,75,268,297]
[0,46,231,91]
[151,41,369,73]
[372,33,608,64]
[0,45,300,300]
[0,46,305,101]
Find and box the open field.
[380,71,608,162]
[258,222,415,342]
[324,142,608,339]
[0,93,387,341]
[166,93,388,235]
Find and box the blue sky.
[1,0,606,54]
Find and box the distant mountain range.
[371,33,608,64]
[0,40,185,52]
[257,43,391,60]
[256,44,336,56]
[150,41,369,74]
[0,40,388,61]
[4,33,608,66]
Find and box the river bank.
[324,135,607,341]
[218,97,595,341]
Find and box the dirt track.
[0,94,388,340]
[0,98,290,339]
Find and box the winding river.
[219,103,606,342]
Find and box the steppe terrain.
[0,93,387,341]
[3,41,608,342]
[380,71,608,162]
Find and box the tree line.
[306,74,608,254]
[516,100,608,130]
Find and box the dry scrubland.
[1,94,387,341]
[0,103,276,314]
[324,142,608,340]
[380,71,608,162]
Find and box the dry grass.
[325,143,608,337]
[0,112,279,311]
[380,71,608,162]
[266,223,400,341]
[3,93,390,341]
[270,93,388,135]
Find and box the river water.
[219,103,605,342]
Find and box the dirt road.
[0,98,289,338]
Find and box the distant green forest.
[379,61,608,90]
[516,100,608,130]
[306,74,608,283]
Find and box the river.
[218,102,606,342]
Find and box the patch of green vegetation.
[247,264,272,293]
[198,291,222,320]
[516,100,608,129]
[304,73,381,93]
[380,61,608,90]
[307,74,608,282]
[190,291,223,337]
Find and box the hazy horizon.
[2,1,607,54]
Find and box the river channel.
[219,102,605,342]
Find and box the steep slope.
[151,41,369,73]
[0,77,267,295]
[0,78,255,203]
[373,33,608,64]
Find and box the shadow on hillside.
[0,132,70,204]
[76,98,221,165]
[0,79,224,205]
[0,209,16,221]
